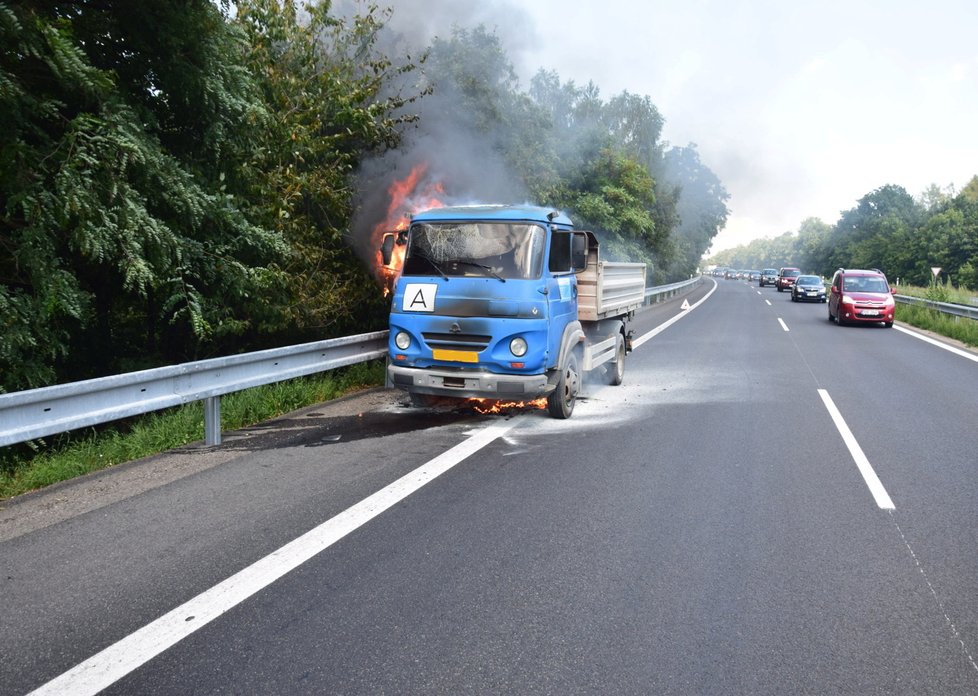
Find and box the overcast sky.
[381,0,978,253]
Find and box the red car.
[827,268,895,327]
[776,267,800,291]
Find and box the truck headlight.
[509,337,528,357]
[394,331,411,350]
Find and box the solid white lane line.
[632,278,717,349]
[29,422,517,696]
[778,318,789,331]
[894,325,978,364]
[818,389,895,510]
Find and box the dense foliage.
[709,179,978,289]
[0,0,421,392]
[1,2,729,395]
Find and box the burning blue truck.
[380,205,646,418]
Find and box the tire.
[605,334,625,386]
[884,321,893,328]
[547,350,579,419]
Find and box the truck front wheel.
[547,351,579,419]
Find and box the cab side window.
[549,232,571,273]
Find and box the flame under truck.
[380,205,646,418]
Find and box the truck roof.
[410,204,573,226]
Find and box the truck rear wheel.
[547,351,579,419]
[605,333,625,386]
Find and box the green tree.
[918,177,978,288]
[236,0,425,338]
[603,91,666,174]
[526,70,680,270]
[558,147,665,266]
[819,184,922,279]
[423,26,559,201]
[661,145,729,279]
[917,183,956,213]
[0,1,286,391]
[795,217,831,272]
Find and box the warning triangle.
[681,299,691,310]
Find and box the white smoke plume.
[343,0,546,271]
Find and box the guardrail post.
[204,396,222,446]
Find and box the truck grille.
[422,332,491,351]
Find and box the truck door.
[546,231,580,367]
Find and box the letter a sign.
[402,283,438,312]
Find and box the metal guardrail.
[0,331,388,448]
[0,277,705,450]
[894,294,978,321]
[645,276,701,302]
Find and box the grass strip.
[896,304,978,348]
[0,361,385,501]
[894,282,978,306]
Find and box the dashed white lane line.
[765,299,772,306]
[28,422,517,696]
[778,318,790,331]
[818,389,895,510]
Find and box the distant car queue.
[710,265,896,327]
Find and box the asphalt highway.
[3,277,978,695]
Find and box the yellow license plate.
[433,349,479,363]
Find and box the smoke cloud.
[344,0,545,272]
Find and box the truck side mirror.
[380,233,400,266]
[571,232,588,272]
[380,234,395,266]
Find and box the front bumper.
[842,306,894,323]
[794,290,826,301]
[388,364,553,400]
[839,302,896,324]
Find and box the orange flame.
[372,163,446,294]
[467,398,549,414]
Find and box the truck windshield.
[402,222,546,280]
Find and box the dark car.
[776,267,801,291]
[759,268,777,287]
[790,275,826,302]
[827,268,895,327]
